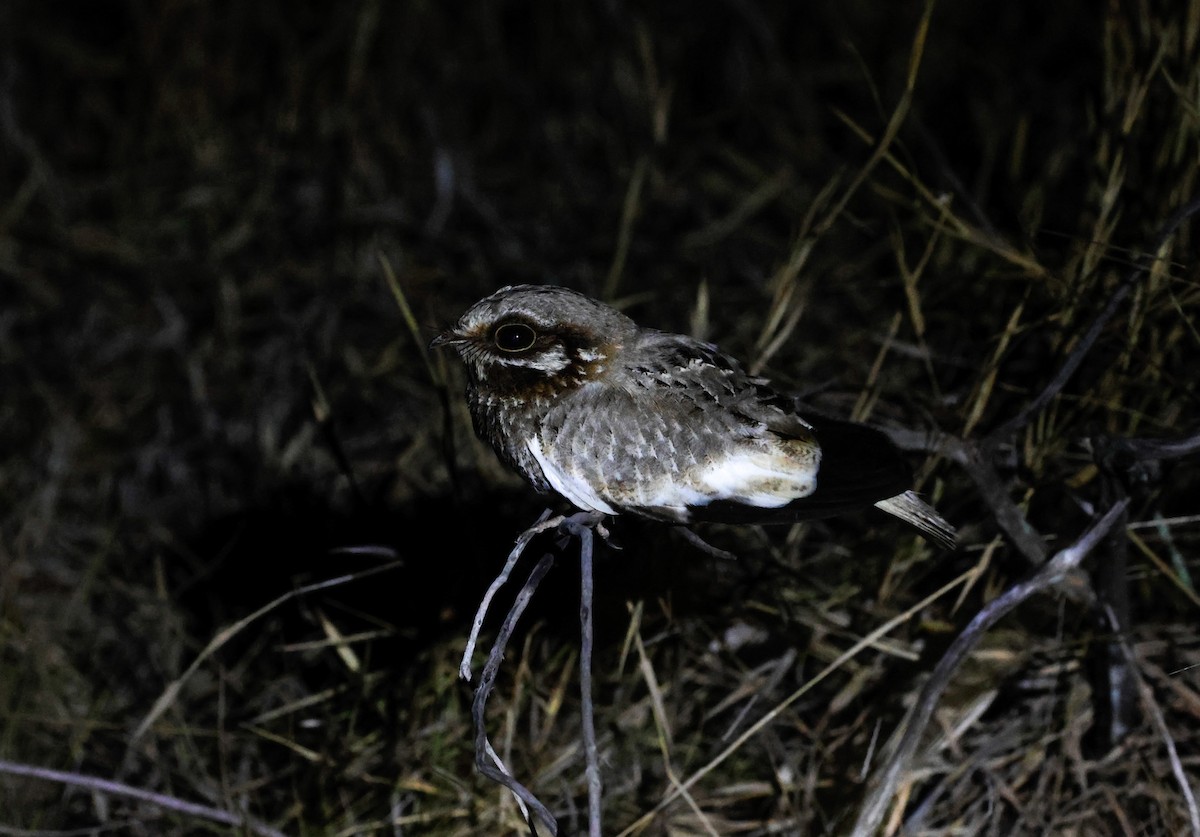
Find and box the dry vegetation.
[2,1,1198,835]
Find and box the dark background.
[2,1,1197,834]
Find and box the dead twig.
[567,514,605,837]
[1103,602,1200,836]
[472,549,560,835]
[850,498,1130,837]
[460,508,556,681]
[619,566,981,837]
[466,510,609,837]
[0,759,287,837]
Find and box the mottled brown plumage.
[432,284,956,549]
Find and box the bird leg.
[673,525,740,561]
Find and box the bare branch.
[851,498,1129,837]
[0,759,287,837]
[472,550,560,836]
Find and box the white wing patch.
[691,449,818,507]
[526,437,618,515]
[624,446,821,523]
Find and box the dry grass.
[2,1,1198,834]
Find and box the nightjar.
[432,284,956,549]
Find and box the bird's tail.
[874,490,958,550]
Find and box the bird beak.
[429,328,465,349]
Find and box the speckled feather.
[433,284,956,548]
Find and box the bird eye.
[493,322,537,352]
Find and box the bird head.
[432,285,637,397]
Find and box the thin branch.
[460,508,556,681]
[468,511,608,837]
[960,440,1051,568]
[472,550,560,836]
[568,516,604,837]
[617,566,980,837]
[850,498,1129,837]
[1097,428,1200,464]
[1103,604,1200,836]
[0,759,287,837]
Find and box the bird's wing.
[551,332,819,516]
[571,332,955,546]
[622,331,815,439]
[622,335,925,517]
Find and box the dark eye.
[494,322,537,352]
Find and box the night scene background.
[2,1,1199,834]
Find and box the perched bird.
[432,285,956,549]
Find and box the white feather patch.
[526,438,618,515]
[692,450,817,507]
